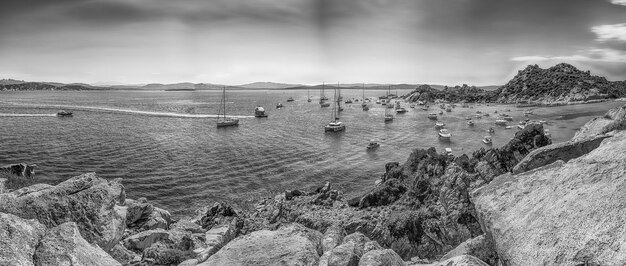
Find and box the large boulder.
[0,212,46,266]
[472,131,626,265]
[200,223,322,266]
[358,249,405,266]
[0,173,126,252]
[439,235,496,265]
[322,225,347,253]
[409,255,488,266]
[573,105,626,141]
[33,222,121,266]
[512,133,611,174]
[0,163,36,178]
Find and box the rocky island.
[403,63,626,106]
[2,102,626,265]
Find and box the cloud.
[511,48,626,62]
[592,24,626,42]
[611,0,626,5]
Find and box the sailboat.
[384,86,394,122]
[324,87,346,132]
[307,87,312,102]
[216,86,239,127]
[337,82,343,112]
[320,83,330,107]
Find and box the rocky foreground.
[2,105,626,265]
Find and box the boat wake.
[0,113,57,117]
[0,102,254,119]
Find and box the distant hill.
[0,79,25,85]
[0,82,104,91]
[237,82,302,89]
[494,63,626,104]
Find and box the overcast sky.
[1,0,625,85]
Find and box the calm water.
[1,90,623,216]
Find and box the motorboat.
[504,116,513,121]
[396,107,407,113]
[495,119,507,126]
[366,141,380,150]
[287,97,295,102]
[465,116,473,120]
[445,148,453,156]
[438,129,451,140]
[56,110,73,117]
[384,114,394,122]
[276,103,284,108]
[483,113,490,117]
[467,120,474,126]
[439,110,444,115]
[435,121,445,128]
[345,99,353,104]
[320,102,330,107]
[254,106,268,118]
[482,136,493,145]
[410,104,416,108]
[376,100,381,104]
[544,129,552,138]
[427,113,438,120]
[505,125,515,129]
[487,127,495,134]
[474,114,482,119]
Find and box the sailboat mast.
[222,86,226,119]
[332,86,337,121]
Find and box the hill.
[0,82,102,91]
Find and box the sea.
[1,89,623,217]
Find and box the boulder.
[196,218,242,262]
[140,207,171,231]
[439,235,496,265]
[512,133,611,174]
[322,225,346,253]
[573,105,626,141]
[414,255,489,266]
[327,242,360,266]
[472,131,626,265]
[200,223,322,266]
[33,222,121,266]
[0,212,46,266]
[0,163,36,178]
[125,198,154,226]
[123,229,170,251]
[195,202,239,229]
[171,219,205,234]
[0,173,126,252]
[358,249,405,266]
[110,244,140,265]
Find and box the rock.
[327,242,360,266]
[171,219,205,234]
[0,173,126,252]
[358,179,407,208]
[0,163,36,178]
[123,229,169,251]
[358,249,405,266]
[573,105,626,141]
[178,258,199,266]
[362,241,383,254]
[343,232,371,257]
[439,235,496,265]
[418,255,489,266]
[0,212,46,266]
[200,223,321,266]
[196,218,242,262]
[125,198,154,226]
[110,244,141,265]
[143,241,193,266]
[322,225,346,253]
[195,202,238,229]
[33,222,121,266]
[140,207,171,231]
[0,178,6,193]
[512,133,611,174]
[472,131,626,265]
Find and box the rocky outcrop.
[573,105,626,141]
[409,255,489,266]
[358,249,405,266]
[34,222,121,266]
[0,172,126,252]
[200,223,322,266]
[0,212,46,266]
[512,133,611,174]
[472,131,626,265]
[439,235,496,265]
[0,163,36,178]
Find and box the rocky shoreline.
[2,105,626,265]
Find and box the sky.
[0,0,625,86]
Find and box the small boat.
[505,125,515,129]
[504,116,513,121]
[216,87,239,127]
[345,99,353,104]
[476,110,482,114]
[396,107,407,113]
[483,113,490,117]
[467,120,474,126]
[276,103,284,108]
[410,104,416,108]
[539,120,547,124]
[487,127,495,134]
[427,113,438,120]
[254,106,268,118]
[366,141,380,150]
[418,101,425,105]
[381,101,387,106]
[495,119,507,126]
[482,136,493,145]
[474,114,482,119]
[544,129,552,138]
[320,102,330,107]
[56,110,73,117]
[517,124,526,130]
[435,121,445,128]
[524,110,533,115]
[376,100,381,104]
[362,105,369,111]
[287,97,295,102]
[445,148,453,156]
[465,116,472,120]
[439,110,444,115]
[421,107,429,111]
[438,129,451,140]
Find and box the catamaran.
[325,87,346,132]
[216,86,239,127]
